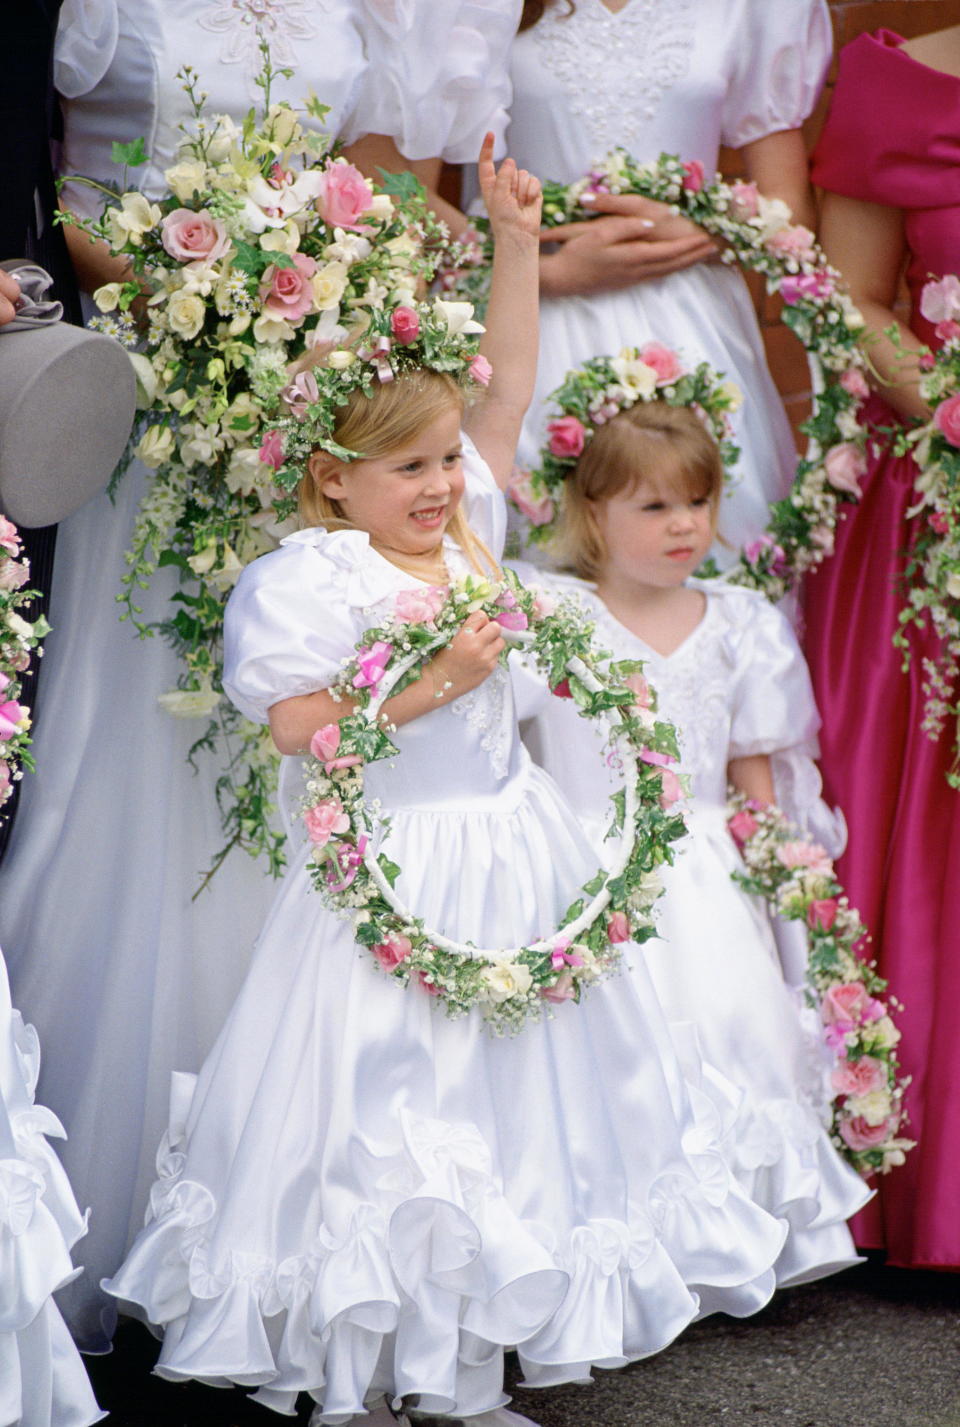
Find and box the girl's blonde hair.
[557,401,724,581]
[299,368,497,577]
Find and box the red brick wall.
[743,0,960,444]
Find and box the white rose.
[93,282,126,313]
[136,424,175,468]
[481,959,534,1004]
[431,298,484,337]
[157,680,222,718]
[845,1089,893,1126]
[106,192,162,247]
[166,289,206,340]
[327,349,357,370]
[610,351,657,399]
[866,1015,902,1050]
[163,158,208,202]
[311,261,349,311]
[366,193,394,223]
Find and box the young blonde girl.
[514,388,874,1289]
[102,150,787,1426]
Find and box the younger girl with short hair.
[102,151,788,1425]
[513,355,873,1288]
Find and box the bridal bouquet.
[895,275,960,783]
[63,55,455,881]
[0,517,49,818]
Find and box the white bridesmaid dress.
[512,570,873,1286]
[504,0,832,562]
[104,445,788,1422]
[0,0,520,1350]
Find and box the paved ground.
[86,1258,960,1427]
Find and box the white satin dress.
[0,953,103,1427]
[505,0,832,562]
[0,0,520,1350]
[104,447,789,1422]
[512,571,873,1286]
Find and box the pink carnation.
[831,1055,888,1098]
[508,470,555,527]
[607,911,631,944]
[546,416,586,460]
[395,585,447,625]
[469,353,493,387]
[681,159,705,193]
[934,393,960,449]
[261,252,317,324]
[639,342,683,386]
[304,797,350,847]
[824,443,868,498]
[840,368,871,401]
[839,1113,898,1152]
[160,208,230,264]
[390,306,421,346]
[766,224,817,262]
[315,162,374,231]
[0,517,21,556]
[373,933,413,971]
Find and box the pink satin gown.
[803,29,960,1268]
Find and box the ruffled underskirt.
[105,764,788,1421]
[0,957,104,1427]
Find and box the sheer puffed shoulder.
[721,0,831,148]
[461,434,508,558]
[223,532,377,725]
[342,0,520,160]
[54,0,120,99]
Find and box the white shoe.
[311,1401,404,1427]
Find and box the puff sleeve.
[720,0,832,148]
[342,0,521,160]
[460,433,507,560]
[223,536,363,725]
[53,0,119,99]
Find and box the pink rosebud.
[824,442,868,498]
[766,224,817,262]
[808,897,839,931]
[744,534,788,577]
[546,415,587,460]
[304,797,350,847]
[930,510,951,536]
[840,368,871,401]
[831,1055,888,1098]
[395,585,447,625]
[494,589,528,632]
[681,159,705,193]
[624,672,653,709]
[607,911,631,944]
[934,393,960,449]
[259,429,285,470]
[551,679,572,699]
[508,469,555,527]
[0,700,25,739]
[839,1113,899,1152]
[542,970,576,1004]
[309,724,360,772]
[160,208,230,264]
[638,341,683,386]
[936,319,960,344]
[468,353,493,387]
[390,305,421,346]
[0,516,21,556]
[728,808,759,848]
[728,180,760,220]
[418,971,441,997]
[261,252,318,324]
[352,641,393,690]
[315,161,374,231]
[919,352,936,373]
[658,767,682,809]
[373,933,413,971]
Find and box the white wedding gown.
[512,570,873,1285]
[104,445,788,1421]
[504,0,832,562]
[0,953,103,1427]
[0,0,520,1350]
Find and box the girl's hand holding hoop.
[433,611,505,698]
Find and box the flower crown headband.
[509,344,742,543]
[257,297,492,491]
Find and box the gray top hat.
[0,261,136,528]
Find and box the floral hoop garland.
[300,571,685,1033]
[727,794,913,1179]
[61,51,465,884]
[0,517,50,818]
[445,149,872,600]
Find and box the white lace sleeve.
[54,0,119,99]
[342,0,520,160]
[721,0,832,148]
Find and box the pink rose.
[508,470,555,527]
[839,1113,898,1152]
[352,641,393,691]
[494,589,528,632]
[681,159,705,192]
[0,516,20,556]
[728,180,760,220]
[304,797,350,848]
[0,559,28,592]
[546,416,587,460]
[395,585,447,625]
[551,679,572,699]
[542,970,576,1004]
[309,723,362,773]
[776,840,832,876]
[469,353,493,387]
[0,699,26,739]
[261,252,318,324]
[840,368,871,401]
[390,306,421,346]
[934,393,960,448]
[607,911,630,944]
[658,767,682,809]
[824,442,868,498]
[821,982,875,1028]
[766,225,817,262]
[639,342,683,386]
[259,430,285,471]
[807,898,839,931]
[728,808,759,849]
[831,1055,888,1098]
[315,162,374,231]
[373,933,413,971]
[161,208,230,265]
